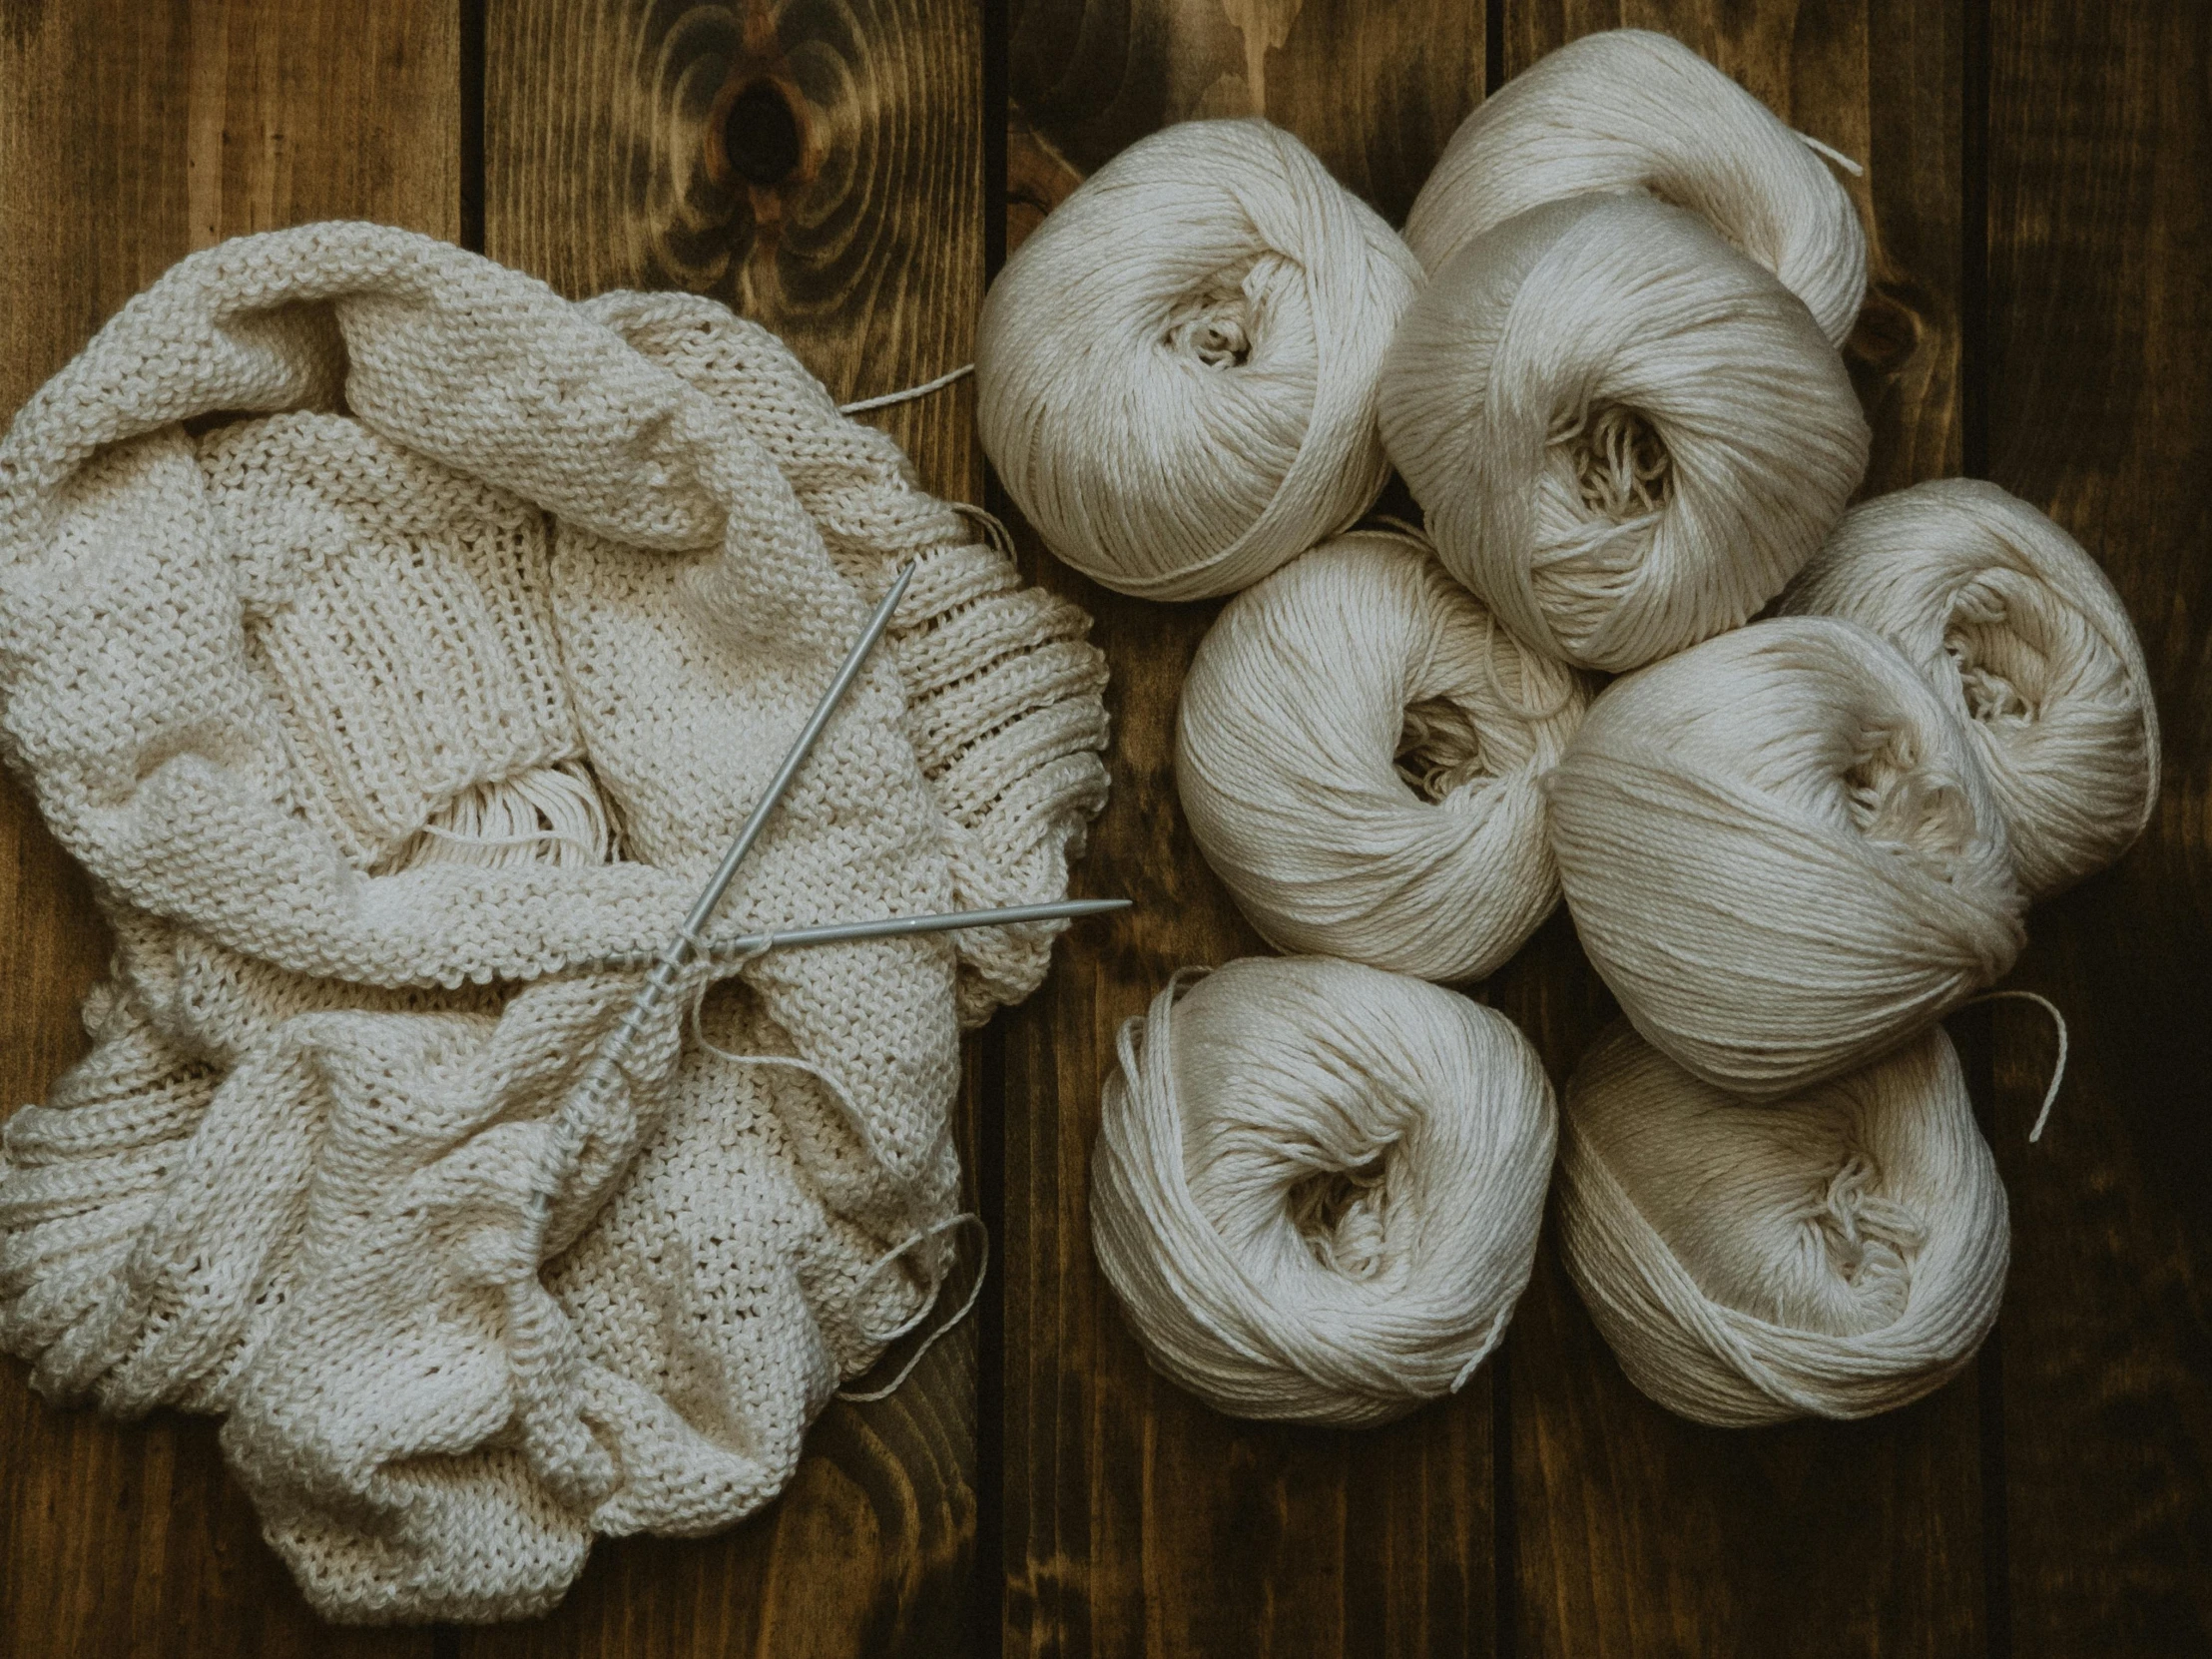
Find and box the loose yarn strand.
[1960,989,2070,1142]
[396,762,616,869]
[686,987,953,1207]
[835,1215,990,1402]
[1451,1303,1515,1392]
[1475,608,1579,724]
[950,500,1017,559]
[1795,130,1867,177]
[838,362,974,415]
[686,985,977,1400]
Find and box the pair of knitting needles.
[542,563,1126,1204]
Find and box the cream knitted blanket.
[0,224,1109,1621]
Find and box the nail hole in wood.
[722,80,802,187]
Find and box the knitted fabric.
[0,224,1109,1622]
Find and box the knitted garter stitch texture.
[0,223,1108,1622]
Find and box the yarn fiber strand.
[1381,194,1871,672]
[975,119,1421,600]
[1781,478,2160,898]
[1090,957,1556,1426]
[1558,1020,2008,1425]
[1404,29,1868,345]
[1177,531,1590,980]
[1547,616,2026,1097]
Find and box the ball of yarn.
[1547,616,2026,1097]
[1403,29,1868,345]
[1089,956,1556,1425]
[1379,193,1870,672]
[1780,478,2161,898]
[975,119,1421,601]
[1557,1019,2007,1425]
[1176,531,1590,981]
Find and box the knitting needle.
[616,560,916,1030]
[530,563,915,1214]
[681,560,920,951]
[585,896,1132,970]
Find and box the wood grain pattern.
[1490,7,1989,1656]
[0,3,457,1654]
[473,0,986,1650]
[3,0,2208,1652]
[485,0,983,505]
[999,4,1499,1655]
[1983,0,2212,1651]
[1008,0,1482,224]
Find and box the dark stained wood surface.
[485,0,986,507]
[0,0,2206,1654]
[1983,1,2212,1652]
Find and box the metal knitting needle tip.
[583,898,1131,970]
[586,563,916,1073]
[675,560,917,952]
[691,896,1132,960]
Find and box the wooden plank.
[998,5,1497,1655]
[484,0,983,505]
[473,2,986,1651]
[1983,1,2212,1651]
[1490,5,1989,1656]
[0,4,459,1654]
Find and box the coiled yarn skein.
[1547,616,2026,1098]
[1558,1020,2008,1425]
[1380,194,1870,673]
[1176,531,1590,981]
[1781,478,2161,898]
[976,119,1421,601]
[1404,29,1868,346]
[1090,956,1556,1426]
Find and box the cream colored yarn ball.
[1557,1020,2008,1425]
[1780,478,2161,898]
[1089,956,1557,1426]
[975,119,1421,600]
[1404,29,1868,346]
[1176,531,1590,981]
[1379,193,1870,672]
[1547,616,2026,1098]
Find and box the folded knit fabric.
[0,223,1108,1622]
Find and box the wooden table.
[2,1,2206,1653]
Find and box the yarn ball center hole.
[1842,726,1971,859]
[1161,267,1260,369]
[1550,401,1674,519]
[1395,696,1494,802]
[1285,1153,1392,1279]
[1804,1154,1925,1293]
[1944,577,2053,725]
